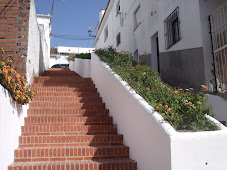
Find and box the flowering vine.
[0,48,36,105]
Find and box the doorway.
[151,32,160,73]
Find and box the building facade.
[94,0,227,93]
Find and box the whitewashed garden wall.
[0,85,28,170]
[91,53,227,170]
[69,58,91,78]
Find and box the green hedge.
[67,53,91,61]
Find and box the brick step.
[25,116,112,125]
[29,102,105,109]
[34,76,92,82]
[32,83,95,88]
[35,91,100,97]
[33,79,93,84]
[31,86,97,92]
[14,145,129,162]
[9,159,137,170]
[41,73,81,77]
[32,96,102,103]
[19,134,123,147]
[21,125,117,136]
[27,108,109,117]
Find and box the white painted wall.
[27,0,51,83]
[0,85,28,170]
[91,53,227,170]
[70,58,91,78]
[91,53,172,170]
[207,94,227,124]
[171,127,227,170]
[37,14,51,71]
[27,0,41,84]
[95,0,204,55]
[94,0,226,89]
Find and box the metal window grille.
[164,7,180,49]
[104,26,108,41]
[134,5,141,28]
[116,1,120,16]
[116,32,121,46]
[210,2,227,92]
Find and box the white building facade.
[94,0,227,123]
[50,46,95,68]
[95,0,227,92]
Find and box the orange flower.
[156,107,160,110]
[164,105,168,108]
[146,88,150,91]
[157,85,160,88]
[201,85,208,91]
[161,113,165,117]
[197,101,201,105]
[131,85,134,88]
[173,91,178,94]
[158,104,162,107]
[167,108,173,112]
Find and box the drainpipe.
[208,15,218,92]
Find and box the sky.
[35,0,109,48]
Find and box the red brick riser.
[8,68,137,170]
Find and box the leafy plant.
[67,53,91,61]
[0,48,37,105]
[75,53,91,59]
[95,47,218,131]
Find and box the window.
[104,26,108,41]
[116,1,120,16]
[116,32,121,46]
[134,5,142,29]
[164,7,180,49]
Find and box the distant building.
[50,46,95,68]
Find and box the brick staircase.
[8,68,137,170]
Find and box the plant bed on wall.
[95,47,218,131]
[91,47,227,170]
[68,53,91,78]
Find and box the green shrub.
[75,53,91,59]
[95,47,218,131]
[67,53,91,61]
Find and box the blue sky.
[35,0,108,48]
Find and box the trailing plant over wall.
[95,47,218,131]
[67,53,91,61]
[0,48,37,105]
